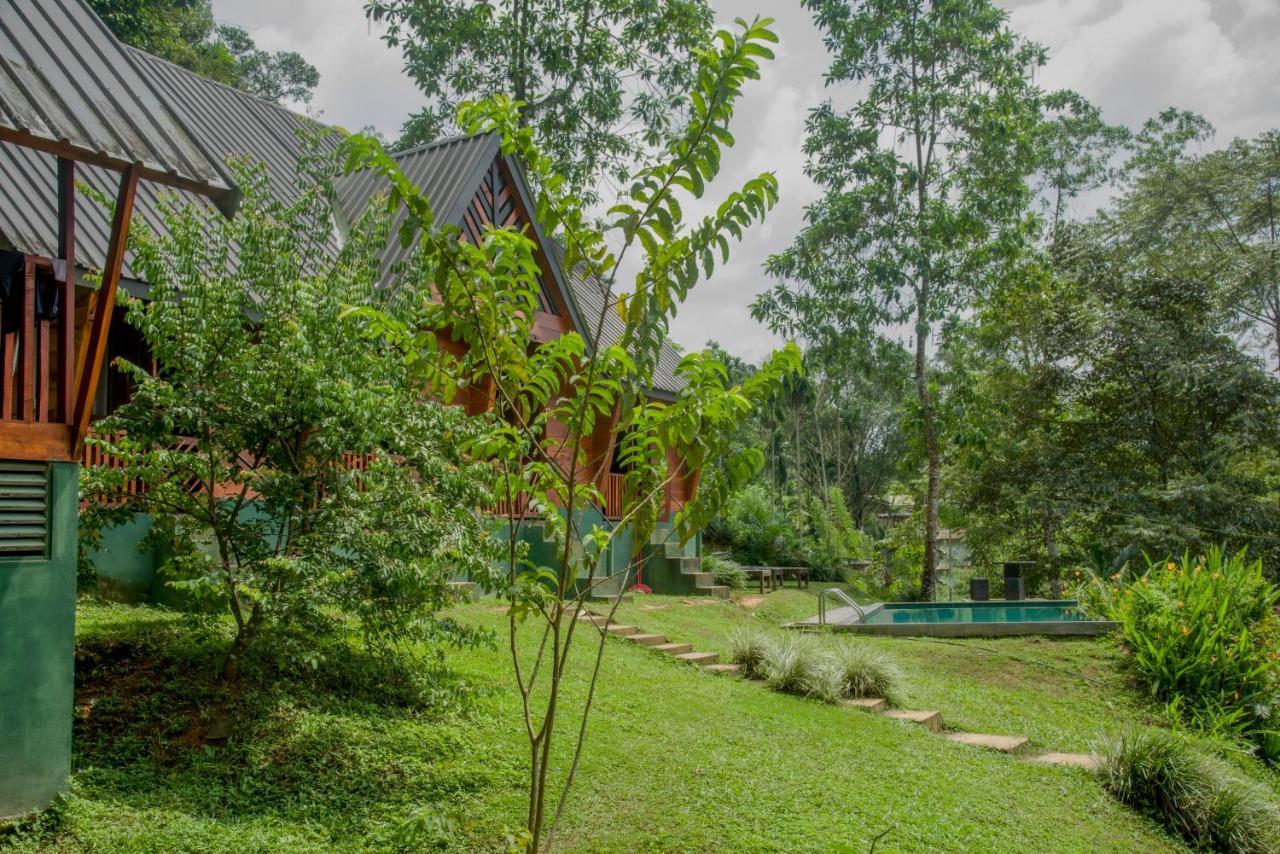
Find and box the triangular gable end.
[436,144,592,346]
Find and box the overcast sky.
[216,0,1280,363]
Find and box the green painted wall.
[90,513,158,602]
[0,462,78,819]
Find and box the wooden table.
[767,566,811,589]
[741,567,775,594]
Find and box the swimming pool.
[794,599,1118,637]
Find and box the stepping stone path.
[575,610,737,673]
[882,709,943,733]
[946,732,1028,753]
[1028,751,1099,770]
[575,608,1100,772]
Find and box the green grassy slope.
[1,596,1184,853]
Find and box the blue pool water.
[862,601,1088,625]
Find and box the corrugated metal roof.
[332,140,684,395]
[0,46,340,282]
[332,133,498,276]
[552,246,684,398]
[0,0,238,211]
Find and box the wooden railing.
[1,255,73,422]
[603,472,624,520]
[81,435,377,505]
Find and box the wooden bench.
[768,566,811,589]
[740,566,811,591]
[741,567,775,594]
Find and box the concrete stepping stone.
[676,651,719,666]
[1029,752,1099,770]
[882,709,942,733]
[628,633,668,647]
[703,663,741,674]
[605,624,637,637]
[945,732,1028,753]
[843,697,887,713]
[653,642,693,656]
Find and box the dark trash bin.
[970,578,989,601]
[1002,561,1033,601]
[1003,577,1025,601]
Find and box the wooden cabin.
[0,0,241,820]
[0,1,710,609]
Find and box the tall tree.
[344,19,798,848]
[364,0,713,201]
[88,0,319,104]
[1119,119,1280,372]
[757,0,1045,599]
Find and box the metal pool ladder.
[818,588,865,626]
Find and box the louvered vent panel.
[0,461,49,556]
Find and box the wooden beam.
[20,258,35,418]
[57,157,76,422]
[72,163,140,455]
[0,127,238,217]
[0,421,75,462]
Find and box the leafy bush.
[761,635,830,699]
[716,484,802,566]
[832,642,901,705]
[802,488,874,581]
[1095,728,1280,853]
[1100,549,1279,757]
[703,552,748,590]
[727,628,773,680]
[81,150,499,683]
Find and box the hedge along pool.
[793,600,1119,637]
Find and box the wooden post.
[57,157,75,423]
[72,163,139,455]
[20,258,35,419]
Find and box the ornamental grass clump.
[703,552,749,590]
[761,635,830,699]
[727,628,773,680]
[1096,728,1280,853]
[832,642,901,705]
[1107,549,1280,760]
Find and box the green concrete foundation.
[0,462,78,819]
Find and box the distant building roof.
[0,0,238,212]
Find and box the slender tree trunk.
[915,290,938,602]
[221,602,262,682]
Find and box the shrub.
[761,635,829,699]
[1105,549,1280,757]
[81,151,499,683]
[802,488,873,581]
[832,642,901,705]
[727,628,773,680]
[703,552,748,590]
[717,484,802,566]
[1095,728,1280,853]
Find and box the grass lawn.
[2,590,1191,852]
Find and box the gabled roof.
[0,47,339,288]
[333,140,683,397]
[0,0,238,213]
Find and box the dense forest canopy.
[707,4,1280,595]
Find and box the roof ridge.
[389,131,496,160]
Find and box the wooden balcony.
[0,254,76,460]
